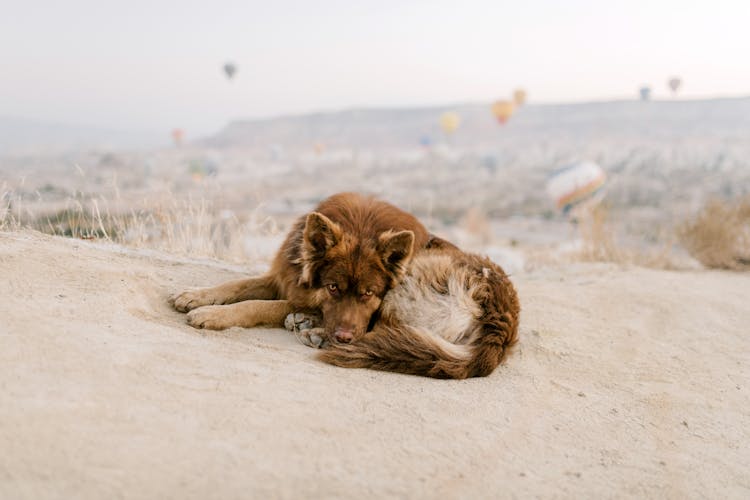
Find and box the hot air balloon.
[439,112,461,135]
[171,128,184,147]
[491,100,515,125]
[639,86,651,101]
[189,159,206,181]
[546,161,607,214]
[223,62,237,80]
[668,77,682,95]
[513,88,527,106]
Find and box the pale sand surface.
[1,230,748,499]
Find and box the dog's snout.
[333,327,354,343]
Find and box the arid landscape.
[3,98,750,269]
[5,0,750,496]
[2,98,750,498]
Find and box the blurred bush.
[679,197,750,270]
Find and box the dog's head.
[300,212,415,343]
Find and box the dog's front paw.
[284,312,322,332]
[284,312,327,348]
[299,328,328,348]
[171,289,220,313]
[186,305,233,330]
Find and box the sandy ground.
[1,230,749,499]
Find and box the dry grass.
[7,175,747,273]
[678,197,750,270]
[576,204,624,263]
[0,181,283,265]
[575,204,682,269]
[459,206,492,244]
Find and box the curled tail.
[318,311,518,379]
[319,250,520,379]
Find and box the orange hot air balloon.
[491,100,515,125]
[172,128,184,146]
[513,88,527,106]
[439,112,461,134]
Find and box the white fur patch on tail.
[382,253,483,346]
[408,326,473,360]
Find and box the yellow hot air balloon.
[439,112,461,134]
[513,88,527,106]
[491,100,515,125]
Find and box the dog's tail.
[317,312,518,379]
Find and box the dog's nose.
[333,328,353,343]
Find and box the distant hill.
[201,97,750,150]
[0,116,162,153]
[5,97,748,154]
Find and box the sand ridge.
[1,230,749,499]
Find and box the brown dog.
[172,192,520,378]
[171,192,430,343]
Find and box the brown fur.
[172,192,430,339]
[318,247,520,379]
[172,192,520,379]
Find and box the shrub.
[678,197,750,270]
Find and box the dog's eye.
[327,284,339,294]
[361,290,374,299]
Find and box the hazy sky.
[1,0,749,135]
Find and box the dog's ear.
[303,212,342,254]
[299,212,342,287]
[378,230,415,279]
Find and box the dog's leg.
[186,299,293,330]
[171,275,278,312]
